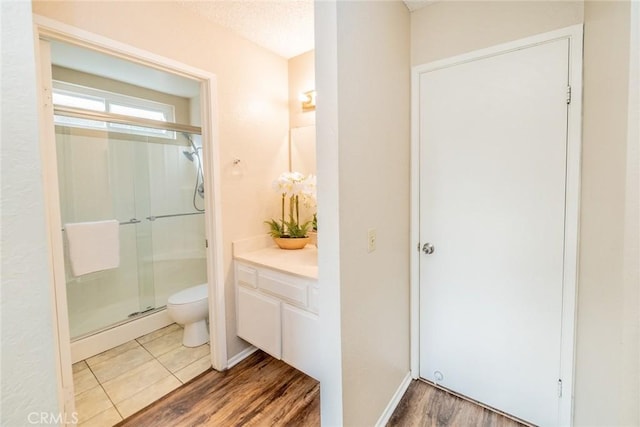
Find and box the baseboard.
[375,372,413,427]
[227,345,258,369]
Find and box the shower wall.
[147,140,207,306]
[57,127,205,339]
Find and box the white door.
[419,39,570,426]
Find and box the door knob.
[422,243,435,255]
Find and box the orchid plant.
[266,172,316,238]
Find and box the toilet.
[166,283,209,347]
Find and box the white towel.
[65,220,120,276]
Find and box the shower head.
[183,150,196,162]
[182,132,199,152]
[182,132,202,163]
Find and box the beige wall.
[577,2,638,425]
[625,3,640,423]
[336,1,411,425]
[288,50,315,129]
[32,0,290,360]
[411,1,583,65]
[1,2,61,425]
[412,1,639,425]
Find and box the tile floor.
[72,323,211,426]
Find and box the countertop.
[234,245,318,280]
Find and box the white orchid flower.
[273,171,307,198]
[267,171,315,239]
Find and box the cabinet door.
[237,286,281,359]
[282,303,320,380]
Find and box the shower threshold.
[71,306,166,343]
[70,307,174,362]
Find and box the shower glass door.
[56,125,156,339]
[56,123,206,340]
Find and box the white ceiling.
[178,0,315,59]
[178,0,438,60]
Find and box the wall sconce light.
[299,90,316,111]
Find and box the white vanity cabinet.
[236,286,282,358]
[281,303,321,379]
[235,260,320,379]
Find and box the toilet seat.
[168,283,207,305]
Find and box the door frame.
[33,15,228,417]
[410,24,583,425]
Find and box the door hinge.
[417,242,421,252]
[558,379,563,397]
[566,86,572,105]
[205,239,208,248]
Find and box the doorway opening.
[34,16,226,421]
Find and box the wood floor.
[117,349,526,427]
[116,350,319,427]
[388,380,527,427]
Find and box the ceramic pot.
[273,236,310,250]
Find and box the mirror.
[287,51,316,177]
[290,125,316,175]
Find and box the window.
[52,81,176,139]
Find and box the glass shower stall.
[55,106,207,340]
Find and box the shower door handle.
[120,218,141,225]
